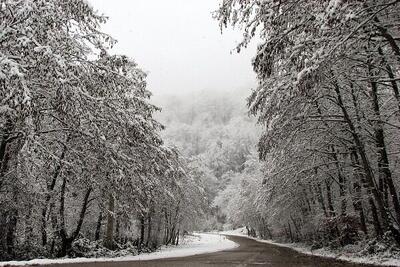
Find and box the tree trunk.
[332,78,400,243]
[71,187,92,240]
[351,148,383,237]
[0,131,13,190]
[325,180,336,217]
[115,217,120,242]
[350,150,368,236]
[331,146,347,216]
[139,216,145,246]
[146,213,152,247]
[25,204,33,246]
[369,69,400,226]
[175,229,180,246]
[177,229,181,244]
[316,183,328,217]
[49,202,58,255]
[375,23,400,64]
[0,119,14,184]
[287,222,294,242]
[104,193,115,249]
[58,175,68,256]
[370,197,384,237]
[377,47,400,113]
[41,136,69,246]
[95,211,103,241]
[6,209,18,256]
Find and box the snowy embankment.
[221,228,400,266]
[0,233,238,266]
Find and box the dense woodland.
[154,90,260,230]
[0,0,206,260]
[215,0,400,253]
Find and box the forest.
[154,90,260,231]
[2,0,400,264]
[0,0,207,260]
[215,0,400,255]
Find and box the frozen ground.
[0,233,238,266]
[220,228,400,266]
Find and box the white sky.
[88,0,257,96]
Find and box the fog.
[88,0,257,96]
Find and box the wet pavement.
[33,235,384,267]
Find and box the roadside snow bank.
[256,240,400,267]
[0,233,238,266]
[221,228,400,266]
[220,227,248,236]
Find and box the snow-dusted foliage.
[155,90,261,231]
[0,0,204,260]
[217,0,400,251]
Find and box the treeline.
[216,0,400,249]
[154,90,260,230]
[0,0,204,260]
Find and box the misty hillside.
[153,89,260,159]
[152,90,261,231]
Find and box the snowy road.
[24,235,381,267]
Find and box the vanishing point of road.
[27,235,388,267]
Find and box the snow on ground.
[220,227,248,236]
[0,233,238,266]
[221,228,400,266]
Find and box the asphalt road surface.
[39,235,382,267]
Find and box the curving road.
[40,235,381,267]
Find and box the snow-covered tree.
[0,0,204,260]
[216,0,400,247]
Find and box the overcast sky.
[88,0,257,96]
